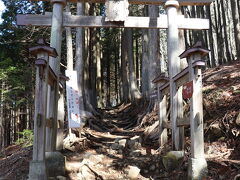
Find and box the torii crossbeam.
[17,13,210,29]
[30,0,214,5]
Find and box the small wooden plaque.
[183,81,193,99]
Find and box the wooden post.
[165,0,184,150]
[177,85,184,149]
[28,39,57,180]
[177,8,187,151]
[180,41,210,179]
[45,0,66,152]
[159,93,168,147]
[56,78,65,150]
[46,85,56,151]
[153,74,169,147]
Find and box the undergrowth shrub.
[16,129,33,147]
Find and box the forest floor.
[0,61,240,180]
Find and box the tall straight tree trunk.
[141,6,149,96]
[231,0,240,59]
[206,5,216,67]
[14,107,17,141]
[83,4,91,111]
[135,37,140,88]
[125,29,141,101]
[92,32,97,108]
[211,3,218,67]
[141,28,149,96]
[217,0,226,64]
[4,84,10,146]
[121,29,130,103]
[0,81,4,150]
[75,2,86,112]
[118,32,123,103]
[88,3,97,108]
[26,101,30,130]
[106,53,111,107]
[213,1,221,65]
[220,0,232,62]
[96,32,102,108]
[83,4,99,114]
[114,50,119,105]
[89,28,97,107]
[148,5,161,91]
[101,56,105,106]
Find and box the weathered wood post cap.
[50,0,67,6]
[152,73,169,85]
[29,38,58,57]
[179,41,210,59]
[164,0,179,8]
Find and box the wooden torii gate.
[17,0,214,179]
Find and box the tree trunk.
[206,5,216,67]
[231,0,240,59]
[135,37,140,88]
[148,5,161,91]
[0,81,4,149]
[121,29,130,103]
[96,33,102,108]
[125,29,141,101]
[220,0,232,62]
[216,0,226,64]
[141,28,149,96]
[75,2,86,112]
[106,53,111,107]
[114,50,119,105]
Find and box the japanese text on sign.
[66,70,81,128]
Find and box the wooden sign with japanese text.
[65,70,81,128]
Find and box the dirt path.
[63,129,167,180]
